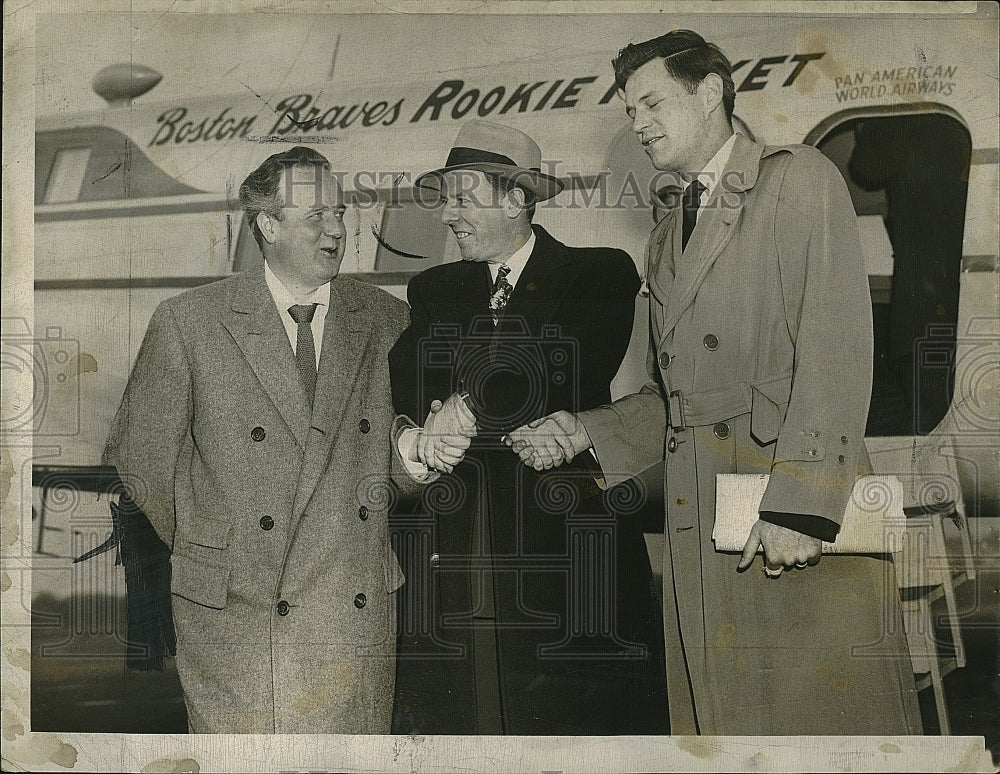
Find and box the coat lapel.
[499,226,577,335]
[291,278,372,519]
[658,135,763,342]
[646,213,678,305]
[222,265,311,450]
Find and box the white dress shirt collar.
[263,260,330,361]
[264,261,330,310]
[694,131,738,207]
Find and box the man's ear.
[699,73,725,118]
[504,186,527,219]
[256,211,278,245]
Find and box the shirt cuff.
[398,427,432,481]
[759,511,840,543]
[587,448,607,489]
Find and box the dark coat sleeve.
[569,248,641,410]
[388,272,451,425]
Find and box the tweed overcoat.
[580,135,921,735]
[387,225,669,734]
[104,265,418,733]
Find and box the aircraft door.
[812,110,972,437]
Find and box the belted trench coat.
[580,135,920,735]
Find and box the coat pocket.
[750,372,793,446]
[181,516,233,550]
[170,553,231,609]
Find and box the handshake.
[407,392,593,474]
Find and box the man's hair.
[239,146,330,249]
[485,173,537,222]
[612,29,735,124]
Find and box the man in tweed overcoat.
[105,147,425,733]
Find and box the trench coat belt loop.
[666,383,754,431]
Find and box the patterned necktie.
[682,179,707,250]
[287,303,318,405]
[488,264,513,325]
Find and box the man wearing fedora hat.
[388,119,668,734]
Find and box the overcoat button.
[667,437,678,453]
[429,553,441,568]
[251,426,266,442]
[841,436,849,444]
[658,352,672,369]
[276,600,289,616]
[713,422,730,440]
[354,593,367,609]
[703,334,719,351]
[259,515,274,531]
[359,418,370,433]
[358,505,369,520]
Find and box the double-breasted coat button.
[658,352,672,369]
[259,515,274,531]
[841,436,849,444]
[429,553,441,568]
[354,593,367,609]
[703,334,719,351]
[713,422,731,440]
[276,600,289,616]
[667,437,678,453]
[251,426,266,442]
[359,418,370,433]
[358,505,369,520]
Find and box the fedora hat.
[415,120,564,201]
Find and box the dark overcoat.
[581,136,921,735]
[388,225,669,734]
[104,265,417,733]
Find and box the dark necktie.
[488,264,513,325]
[287,303,318,405]
[682,179,707,250]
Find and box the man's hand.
[504,410,593,471]
[416,393,477,473]
[737,519,822,576]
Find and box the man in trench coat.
[104,146,425,733]
[509,31,921,735]
[388,120,668,734]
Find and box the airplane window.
[815,112,972,436]
[43,148,91,203]
[374,195,450,272]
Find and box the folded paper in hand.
[713,474,907,554]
